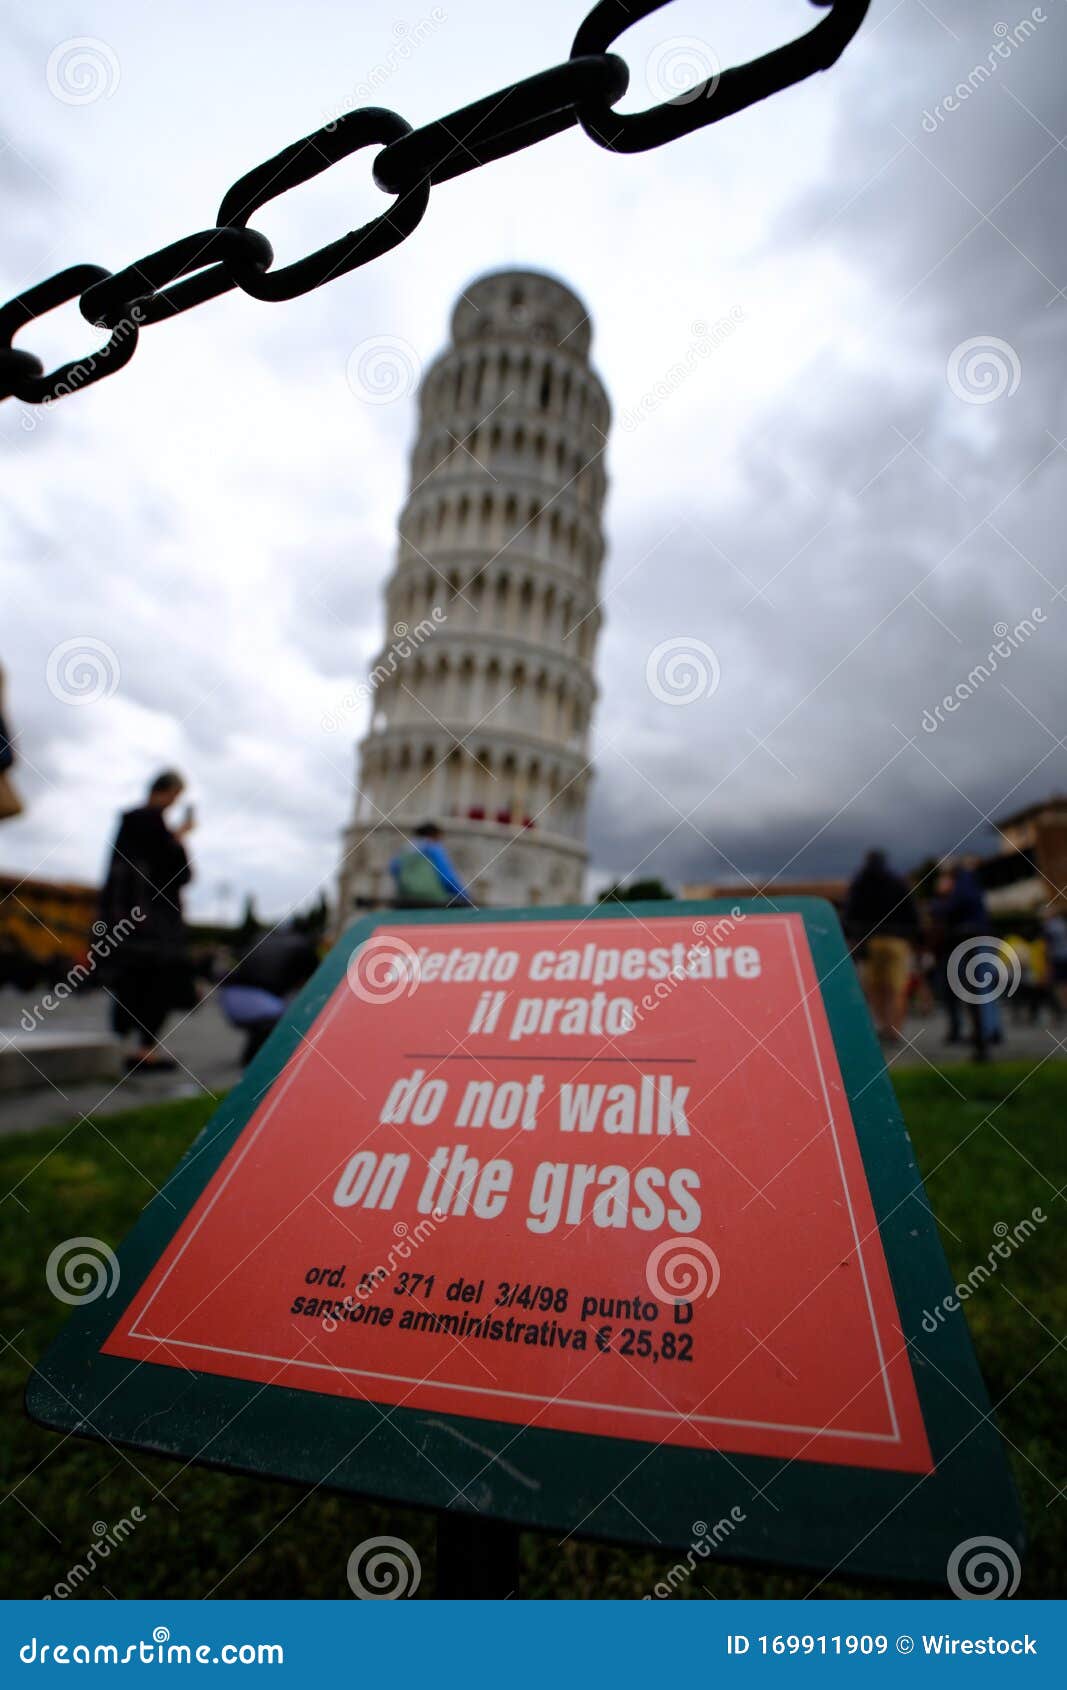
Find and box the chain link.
[79,228,274,330]
[572,0,869,149]
[372,55,629,196]
[0,0,870,407]
[215,108,430,304]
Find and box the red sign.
[103,914,932,1472]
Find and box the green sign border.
[27,898,1023,1587]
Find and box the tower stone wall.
[339,268,609,912]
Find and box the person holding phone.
[0,662,23,821]
[100,769,196,1071]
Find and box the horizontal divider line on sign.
[401,1051,697,1062]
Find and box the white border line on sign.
[124,916,904,1447]
[126,1334,903,1442]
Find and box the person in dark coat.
[0,661,23,821]
[931,861,998,1061]
[100,770,195,1071]
[844,849,919,1041]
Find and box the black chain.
[0,0,870,407]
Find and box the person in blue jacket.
[390,822,475,908]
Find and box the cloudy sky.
[2,0,1064,919]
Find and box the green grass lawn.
[1,1064,1063,1600]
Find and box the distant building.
[680,878,849,908]
[981,795,1067,912]
[0,873,98,989]
[339,269,610,912]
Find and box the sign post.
[436,1515,520,1600]
[28,899,1023,1592]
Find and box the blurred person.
[1024,921,1057,1024]
[219,921,320,1066]
[100,770,196,1071]
[931,861,999,1060]
[1000,928,1037,1023]
[844,849,918,1041]
[1043,903,1067,1017]
[0,663,22,821]
[391,822,474,909]
[905,944,936,1019]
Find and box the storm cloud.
[2,0,1064,914]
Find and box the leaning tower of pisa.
[338,268,610,913]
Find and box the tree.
[237,894,261,942]
[292,891,330,940]
[596,878,675,904]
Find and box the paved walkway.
[0,987,242,1137]
[1,987,1064,1139]
[879,1010,1066,1077]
